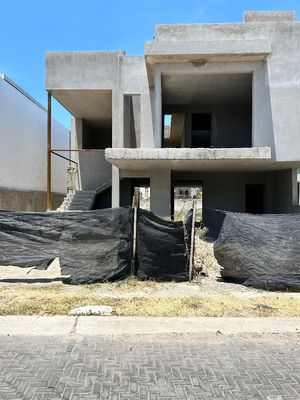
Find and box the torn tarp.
[0,208,132,284]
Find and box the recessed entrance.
[191,113,212,147]
[245,184,264,214]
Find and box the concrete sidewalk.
[0,316,299,336]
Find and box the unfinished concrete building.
[46,11,300,232]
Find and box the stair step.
[75,191,95,195]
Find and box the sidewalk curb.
[0,316,299,336]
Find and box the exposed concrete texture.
[213,105,252,147]
[150,169,170,216]
[0,316,76,336]
[46,51,124,90]
[0,188,64,212]
[106,147,271,161]
[111,165,120,207]
[244,11,296,23]
[145,39,271,58]
[202,172,266,214]
[78,151,111,191]
[106,148,272,174]
[270,169,296,213]
[124,94,141,148]
[0,316,298,336]
[119,57,154,148]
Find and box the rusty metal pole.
[189,201,197,283]
[46,91,52,211]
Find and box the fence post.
[131,187,140,276]
[189,200,197,283]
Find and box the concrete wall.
[269,169,296,213]
[201,169,298,234]
[0,188,64,212]
[202,172,266,215]
[45,51,124,90]
[213,105,252,147]
[120,57,154,147]
[78,151,112,191]
[0,76,69,196]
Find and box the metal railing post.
[189,200,197,283]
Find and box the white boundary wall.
[0,75,69,194]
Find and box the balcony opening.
[162,72,252,148]
[171,183,202,221]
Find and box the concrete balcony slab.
[105,147,276,173]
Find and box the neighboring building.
[0,74,69,211]
[46,11,300,230]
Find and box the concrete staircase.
[68,190,97,211]
[57,182,111,212]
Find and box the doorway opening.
[245,184,264,214]
[191,113,212,147]
[171,184,202,220]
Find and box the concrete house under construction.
[46,11,300,231]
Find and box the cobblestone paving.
[0,334,299,400]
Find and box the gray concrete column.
[153,68,162,148]
[292,168,299,206]
[252,64,275,157]
[71,116,83,190]
[150,169,171,217]
[140,92,155,147]
[112,90,124,148]
[111,165,120,207]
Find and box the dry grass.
[90,277,159,293]
[0,282,299,317]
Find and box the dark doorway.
[245,184,264,214]
[191,113,211,147]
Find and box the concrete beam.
[106,147,272,161]
[145,40,271,58]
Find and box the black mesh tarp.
[214,211,300,290]
[0,208,132,284]
[136,209,192,281]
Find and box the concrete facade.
[0,75,69,211]
[45,11,300,229]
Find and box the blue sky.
[1,0,299,129]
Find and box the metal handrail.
[51,149,105,152]
[51,151,78,165]
[51,151,80,193]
